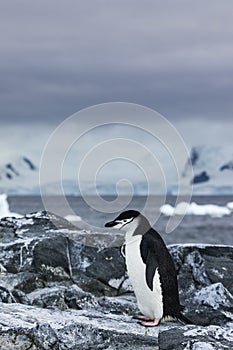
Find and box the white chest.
[125,236,163,319]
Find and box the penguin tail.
[177,312,194,325]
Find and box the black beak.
[105,220,117,228]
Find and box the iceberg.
[160,201,232,217]
[227,202,233,210]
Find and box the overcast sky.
[0,0,233,199]
[0,0,233,127]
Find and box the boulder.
[0,211,232,349]
[159,325,233,350]
[0,302,162,350]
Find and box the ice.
[159,204,174,216]
[160,201,232,217]
[0,193,22,219]
[227,202,233,210]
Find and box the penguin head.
[105,210,150,237]
[105,210,140,230]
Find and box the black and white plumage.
[105,210,192,327]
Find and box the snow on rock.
[108,276,125,289]
[0,302,165,350]
[160,201,232,217]
[193,283,233,310]
[0,211,233,349]
[159,325,233,350]
[192,342,215,350]
[183,325,233,342]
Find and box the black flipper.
[146,252,159,291]
[140,234,159,291]
[140,228,188,322]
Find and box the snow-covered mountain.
[0,146,232,195]
[181,146,233,194]
[0,156,38,194]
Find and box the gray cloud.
[0,0,233,124]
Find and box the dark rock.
[0,303,161,350]
[85,247,125,287]
[0,286,16,303]
[32,234,71,278]
[190,148,200,166]
[158,325,233,350]
[12,288,30,305]
[23,157,36,171]
[191,171,210,184]
[0,212,233,349]
[64,285,97,311]
[15,273,45,293]
[1,237,38,273]
[0,271,44,294]
[168,245,233,326]
[220,161,233,172]
[5,163,20,176]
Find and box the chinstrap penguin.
[105,210,192,327]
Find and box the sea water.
[5,195,233,246]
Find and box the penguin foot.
[140,318,160,327]
[133,315,152,321]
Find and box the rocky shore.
[0,211,233,349]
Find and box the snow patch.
[48,228,80,235]
[211,268,224,279]
[26,211,45,219]
[192,342,214,350]
[15,218,34,229]
[0,237,36,248]
[79,257,91,270]
[121,277,134,292]
[108,277,125,289]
